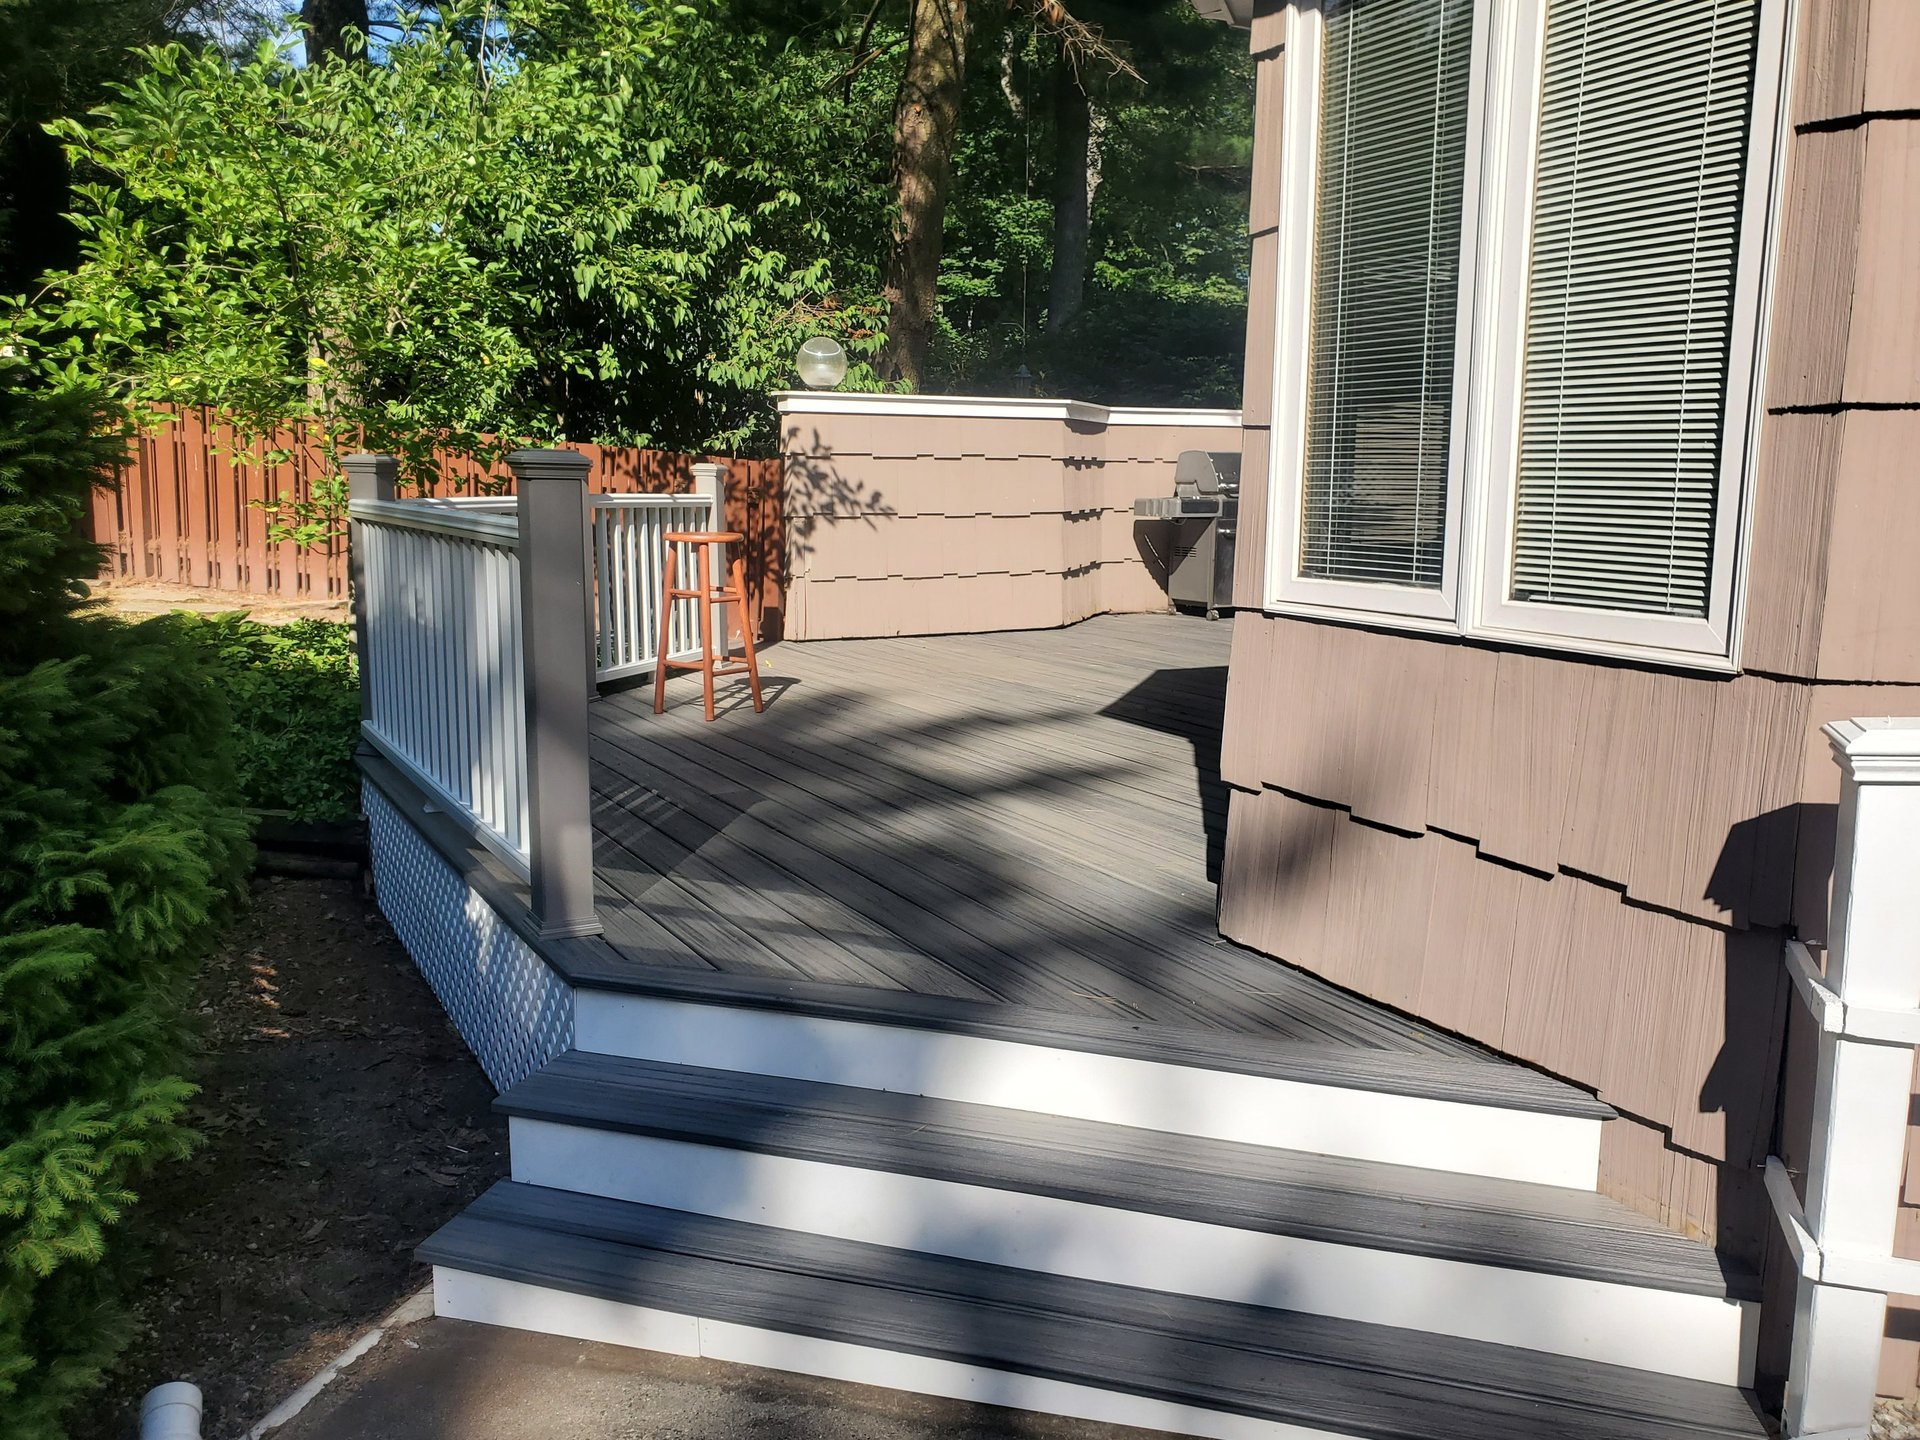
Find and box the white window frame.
[1261,0,1792,671]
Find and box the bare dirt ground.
[74,875,506,1440]
[86,580,348,625]
[273,1314,1160,1440]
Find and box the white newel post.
[508,449,603,940]
[1782,719,1920,1439]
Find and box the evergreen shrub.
[0,360,249,1438]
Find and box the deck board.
[585,614,1482,1058]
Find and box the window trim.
[1260,0,1792,672]
[1265,0,1488,626]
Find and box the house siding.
[1221,0,1920,1396]
[780,402,1241,639]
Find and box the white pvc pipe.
[141,1381,202,1440]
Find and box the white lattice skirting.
[364,779,574,1090]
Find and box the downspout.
[141,1382,203,1440]
[1771,718,1920,1439]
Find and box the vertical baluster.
[614,507,631,671]
[591,514,606,683]
[637,505,657,665]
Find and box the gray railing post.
[343,454,397,726]
[507,449,602,939]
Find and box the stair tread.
[499,1051,1755,1301]
[550,956,1616,1121]
[421,1182,1768,1440]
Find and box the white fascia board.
[1102,407,1246,428]
[771,391,1244,431]
[774,391,1101,423]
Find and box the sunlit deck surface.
[577,612,1480,1059]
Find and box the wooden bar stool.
[652,531,765,721]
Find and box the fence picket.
[92,407,780,640]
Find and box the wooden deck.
[581,612,1478,1058]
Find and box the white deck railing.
[350,496,531,876]
[591,494,715,683]
[348,480,726,876]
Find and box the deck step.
[422,1182,1768,1440]
[567,980,1610,1188]
[499,1052,1756,1385]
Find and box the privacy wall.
[1217,0,1920,1395]
[777,393,1241,640]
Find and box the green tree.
[17,0,885,518]
[0,357,249,1439]
[933,0,1250,402]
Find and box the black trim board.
[500,1051,1752,1301]
[421,1183,1768,1440]
[358,749,1610,1121]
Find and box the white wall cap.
[773,390,1243,431]
[1188,0,1254,26]
[1825,719,1920,781]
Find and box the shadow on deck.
[581,612,1475,1058]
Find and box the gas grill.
[1133,449,1241,619]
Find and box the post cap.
[1826,718,1920,782]
[505,448,591,481]
[341,453,398,501]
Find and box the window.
[1300,0,1473,593]
[1265,0,1788,667]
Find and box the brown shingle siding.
[1792,0,1871,126]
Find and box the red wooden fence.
[88,406,786,637]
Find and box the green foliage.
[17,0,887,502]
[929,2,1253,403]
[175,615,361,824]
[0,358,249,1438]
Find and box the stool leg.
[729,556,765,713]
[652,542,677,715]
[696,542,717,723]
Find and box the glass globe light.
[795,336,849,389]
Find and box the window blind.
[1300,0,1473,591]
[1511,0,1760,618]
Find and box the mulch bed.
[75,874,507,1440]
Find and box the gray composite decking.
[421,1182,1770,1440]
[501,1051,1756,1300]
[582,613,1481,1058]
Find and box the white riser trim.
[434,1267,1361,1440]
[509,1119,1757,1387]
[572,998,1605,1190]
[572,991,1602,1189]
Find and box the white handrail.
[349,496,519,546]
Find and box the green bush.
[0,360,249,1438]
[178,615,360,825]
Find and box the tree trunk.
[1045,54,1092,336]
[879,0,969,389]
[302,0,369,62]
